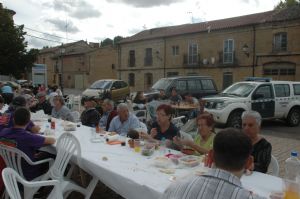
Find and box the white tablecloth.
[39,119,282,199]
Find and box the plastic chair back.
[48,133,81,180]
[71,111,80,123]
[268,155,279,177]
[2,168,63,199]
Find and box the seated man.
[161,128,265,199]
[0,96,41,133]
[0,107,55,180]
[108,103,140,136]
[182,92,199,119]
[158,89,168,100]
[242,110,272,173]
[51,95,74,122]
[80,96,100,127]
[30,92,52,115]
[169,87,182,104]
[99,99,117,131]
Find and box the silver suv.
[203,78,300,128]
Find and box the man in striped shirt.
[161,128,266,199]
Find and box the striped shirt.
[161,169,266,199]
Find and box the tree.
[0,4,37,78]
[100,38,113,47]
[113,36,124,46]
[275,0,300,9]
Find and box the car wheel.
[286,108,300,127]
[227,110,243,129]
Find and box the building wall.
[86,47,118,87]
[119,19,300,92]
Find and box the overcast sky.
[2,0,281,49]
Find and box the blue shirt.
[1,85,13,94]
[99,111,110,129]
[108,113,140,136]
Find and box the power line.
[24,26,78,42]
[25,34,62,44]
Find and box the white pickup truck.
[203,78,300,128]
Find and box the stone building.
[118,6,300,92]
[36,41,117,89]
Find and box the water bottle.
[160,137,167,155]
[44,124,51,136]
[285,151,300,181]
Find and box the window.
[188,80,202,91]
[144,48,153,66]
[176,80,187,92]
[120,81,128,88]
[167,72,179,77]
[112,81,121,89]
[43,58,45,64]
[145,73,153,86]
[275,84,290,97]
[128,73,135,86]
[129,50,135,67]
[293,84,300,95]
[273,32,287,52]
[223,39,234,63]
[172,46,179,56]
[254,85,273,99]
[263,68,295,76]
[201,79,215,90]
[188,43,198,65]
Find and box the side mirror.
[252,93,264,100]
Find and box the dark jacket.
[106,110,118,131]
[30,100,52,115]
[80,108,101,127]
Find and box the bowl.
[178,155,200,167]
[153,157,171,168]
[141,144,155,156]
[169,154,183,165]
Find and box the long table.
[38,119,283,199]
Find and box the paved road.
[261,120,300,140]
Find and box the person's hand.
[31,125,41,134]
[139,132,150,140]
[150,128,158,138]
[172,136,182,146]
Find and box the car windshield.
[152,79,172,90]
[222,83,256,97]
[90,80,112,89]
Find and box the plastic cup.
[134,139,141,153]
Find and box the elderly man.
[108,103,140,136]
[99,99,117,131]
[242,110,272,173]
[161,128,265,199]
[30,92,52,115]
[80,96,100,127]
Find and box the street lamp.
[242,44,250,57]
[60,46,65,94]
[242,43,255,77]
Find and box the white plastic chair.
[65,94,75,110]
[41,133,98,198]
[172,115,186,129]
[134,109,147,123]
[0,144,54,199]
[268,155,279,177]
[2,167,63,199]
[71,111,81,123]
[73,95,81,111]
[179,131,193,141]
[181,118,197,133]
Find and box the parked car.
[144,76,218,100]
[203,77,300,128]
[82,79,130,102]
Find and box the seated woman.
[51,95,74,122]
[173,113,215,155]
[133,91,147,104]
[141,104,179,148]
[242,110,272,173]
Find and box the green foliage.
[275,0,300,9]
[113,36,123,45]
[0,4,38,78]
[100,38,113,47]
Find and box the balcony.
[183,53,202,67]
[218,51,239,67]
